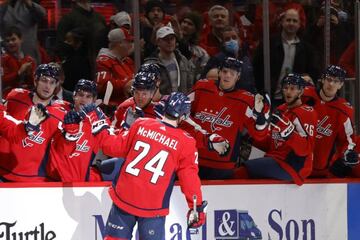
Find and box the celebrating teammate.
[0,63,68,182]
[187,57,269,179]
[235,73,317,185]
[302,65,358,178]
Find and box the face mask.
[224,39,239,54]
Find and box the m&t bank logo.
[214,209,262,240]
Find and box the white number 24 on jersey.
[125,141,169,184]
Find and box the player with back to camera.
[79,91,207,239]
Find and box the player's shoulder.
[51,99,71,110]
[192,79,217,92]
[118,98,135,109]
[329,97,354,117]
[6,88,31,101]
[47,103,68,120]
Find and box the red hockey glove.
[121,106,144,130]
[25,104,49,132]
[79,103,109,134]
[63,110,82,141]
[208,134,230,156]
[187,200,208,228]
[270,110,294,139]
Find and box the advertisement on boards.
[0,183,349,240]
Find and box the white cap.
[156,26,175,40]
[112,11,131,27]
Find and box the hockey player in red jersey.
[112,65,159,129]
[0,63,68,182]
[302,65,358,178]
[81,92,206,239]
[47,79,109,182]
[236,73,317,185]
[187,57,269,179]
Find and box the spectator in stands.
[144,26,195,96]
[56,0,107,79]
[177,11,209,80]
[0,0,46,64]
[56,28,92,91]
[304,2,352,70]
[51,63,74,103]
[200,5,229,57]
[201,26,255,93]
[1,26,36,96]
[111,11,132,30]
[140,0,171,58]
[253,8,319,107]
[302,65,358,178]
[96,28,135,111]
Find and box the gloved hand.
[343,149,359,167]
[79,103,109,134]
[153,95,169,120]
[208,134,230,156]
[270,110,294,139]
[187,200,208,228]
[25,104,49,132]
[63,110,82,141]
[252,93,270,130]
[121,106,144,130]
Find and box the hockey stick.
[185,117,208,134]
[103,81,113,105]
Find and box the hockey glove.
[187,200,208,228]
[208,134,230,156]
[270,110,294,139]
[330,159,352,178]
[25,104,49,132]
[121,106,144,130]
[63,110,82,141]
[79,103,109,134]
[153,95,169,120]
[343,149,359,166]
[252,94,270,130]
[96,157,125,182]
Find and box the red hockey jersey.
[97,118,202,217]
[255,103,317,185]
[112,97,157,129]
[0,89,66,182]
[188,79,267,169]
[302,87,356,177]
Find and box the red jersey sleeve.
[176,137,203,208]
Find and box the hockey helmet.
[34,63,60,82]
[138,63,160,79]
[281,73,306,88]
[132,71,157,91]
[74,79,97,97]
[164,92,191,119]
[220,57,243,73]
[322,65,346,81]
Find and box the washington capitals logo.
[194,107,233,132]
[22,131,45,148]
[316,116,333,138]
[76,139,90,152]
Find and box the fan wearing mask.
[200,26,255,93]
